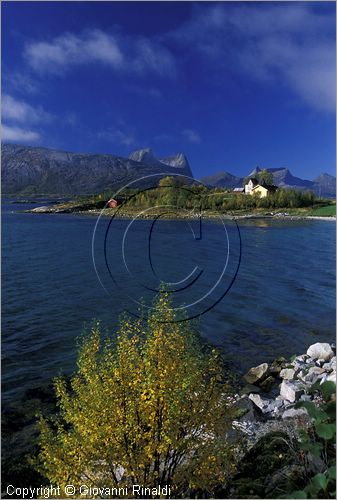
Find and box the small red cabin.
[107,198,121,208]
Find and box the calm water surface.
[2,200,336,404]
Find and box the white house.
[244,178,259,194]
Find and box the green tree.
[157,177,178,206]
[158,176,177,188]
[257,169,273,185]
[36,294,236,498]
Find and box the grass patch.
[307,204,336,216]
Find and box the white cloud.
[132,38,175,77]
[285,45,335,113]
[25,30,123,74]
[2,124,40,142]
[182,129,201,144]
[2,95,52,144]
[24,29,175,77]
[4,72,38,94]
[2,94,51,123]
[167,3,336,113]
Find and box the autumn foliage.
[37,293,236,497]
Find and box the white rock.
[293,360,306,371]
[307,343,334,361]
[297,370,307,381]
[306,357,315,364]
[304,366,326,385]
[325,371,336,383]
[282,408,308,419]
[295,354,309,362]
[299,394,312,402]
[280,380,304,403]
[308,366,325,376]
[248,393,270,411]
[322,358,335,372]
[266,399,284,414]
[280,368,296,380]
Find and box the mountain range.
[1,145,192,195]
[201,166,336,198]
[1,144,335,198]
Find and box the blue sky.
[2,1,336,180]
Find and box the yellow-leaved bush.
[36,293,237,498]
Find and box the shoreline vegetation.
[5,175,335,219]
[24,201,336,220]
[20,178,336,220]
[2,298,336,498]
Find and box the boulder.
[295,354,309,363]
[297,370,306,381]
[233,395,258,422]
[306,357,315,364]
[323,357,336,372]
[279,368,296,380]
[280,380,304,403]
[260,376,276,392]
[241,384,261,395]
[299,394,312,402]
[304,366,326,385]
[282,408,308,419]
[325,372,336,383]
[244,363,269,384]
[249,393,271,412]
[308,366,325,375]
[265,399,284,415]
[323,361,333,371]
[307,343,334,361]
[268,357,286,375]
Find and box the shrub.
[36,293,236,498]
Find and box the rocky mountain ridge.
[1,144,193,195]
[2,143,335,197]
[201,166,336,198]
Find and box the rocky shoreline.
[232,342,336,445]
[2,342,335,498]
[228,342,336,497]
[24,205,336,221]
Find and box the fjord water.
[2,200,336,404]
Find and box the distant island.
[2,143,336,198]
[26,175,336,219]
